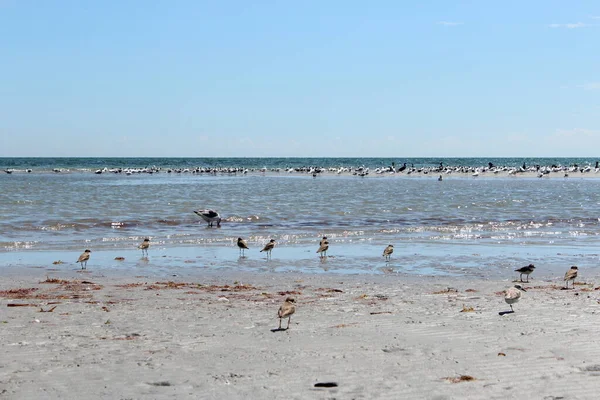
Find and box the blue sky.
[1,1,599,157]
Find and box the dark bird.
[383,245,394,261]
[194,209,221,227]
[277,297,296,330]
[515,264,535,283]
[138,238,150,255]
[76,249,91,269]
[260,239,276,258]
[237,237,249,256]
[564,266,578,289]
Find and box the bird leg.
[287,316,291,329]
[510,305,513,312]
[278,318,282,330]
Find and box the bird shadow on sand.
[270,327,289,333]
[498,310,515,316]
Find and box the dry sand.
[2,268,600,399]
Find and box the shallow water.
[2,159,600,277]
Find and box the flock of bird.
[73,208,582,325]
[505,264,579,313]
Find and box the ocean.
[1,157,600,278]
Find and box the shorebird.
[260,239,276,258]
[515,264,535,283]
[76,249,91,269]
[383,245,394,261]
[194,209,221,227]
[316,239,329,258]
[278,297,296,330]
[564,266,578,289]
[504,284,526,312]
[138,237,150,255]
[237,237,249,256]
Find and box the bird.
[514,264,535,283]
[194,209,221,227]
[504,284,526,312]
[138,237,150,255]
[438,175,443,181]
[260,239,276,258]
[316,239,329,258]
[237,237,249,256]
[564,266,578,289]
[383,245,394,261]
[277,297,296,330]
[76,249,91,269]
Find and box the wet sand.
[2,266,600,399]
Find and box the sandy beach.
[2,266,600,399]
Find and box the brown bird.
[260,239,276,258]
[138,238,150,255]
[515,264,535,283]
[237,237,249,256]
[564,266,578,289]
[278,297,296,330]
[383,244,394,261]
[76,249,91,269]
[316,239,329,258]
[320,236,327,245]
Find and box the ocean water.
[1,157,600,278]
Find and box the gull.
[316,239,329,258]
[237,237,249,256]
[383,245,394,261]
[505,284,526,312]
[194,209,221,227]
[76,249,91,269]
[260,239,276,258]
[514,264,535,283]
[277,298,296,330]
[138,237,150,255]
[564,266,578,289]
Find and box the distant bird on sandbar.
[237,237,249,256]
[515,264,535,283]
[260,239,276,258]
[504,284,526,312]
[138,238,150,255]
[438,175,443,181]
[194,209,221,227]
[76,249,91,269]
[564,266,578,289]
[277,297,296,330]
[317,239,329,258]
[383,245,394,261]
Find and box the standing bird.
[383,245,394,261]
[237,237,249,256]
[564,266,578,289]
[260,239,276,258]
[316,239,329,258]
[504,284,526,312]
[194,209,221,227]
[76,249,91,269]
[138,237,150,256]
[515,264,535,283]
[277,297,296,330]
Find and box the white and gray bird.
[76,249,91,269]
[277,297,296,330]
[514,264,535,283]
[504,284,526,312]
[237,237,249,256]
[194,209,221,227]
[260,239,276,258]
[383,245,394,261]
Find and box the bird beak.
[521,288,527,292]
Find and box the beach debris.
[7,303,36,307]
[433,287,458,294]
[498,352,506,357]
[370,311,393,315]
[39,306,57,313]
[314,382,338,388]
[52,260,64,265]
[460,305,475,313]
[443,375,476,383]
[114,257,125,261]
[102,306,110,312]
[149,381,172,387]
[0,288,39,299]
[465,289,477,292]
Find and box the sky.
[1,1,599,157]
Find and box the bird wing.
[505,288,521,300]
